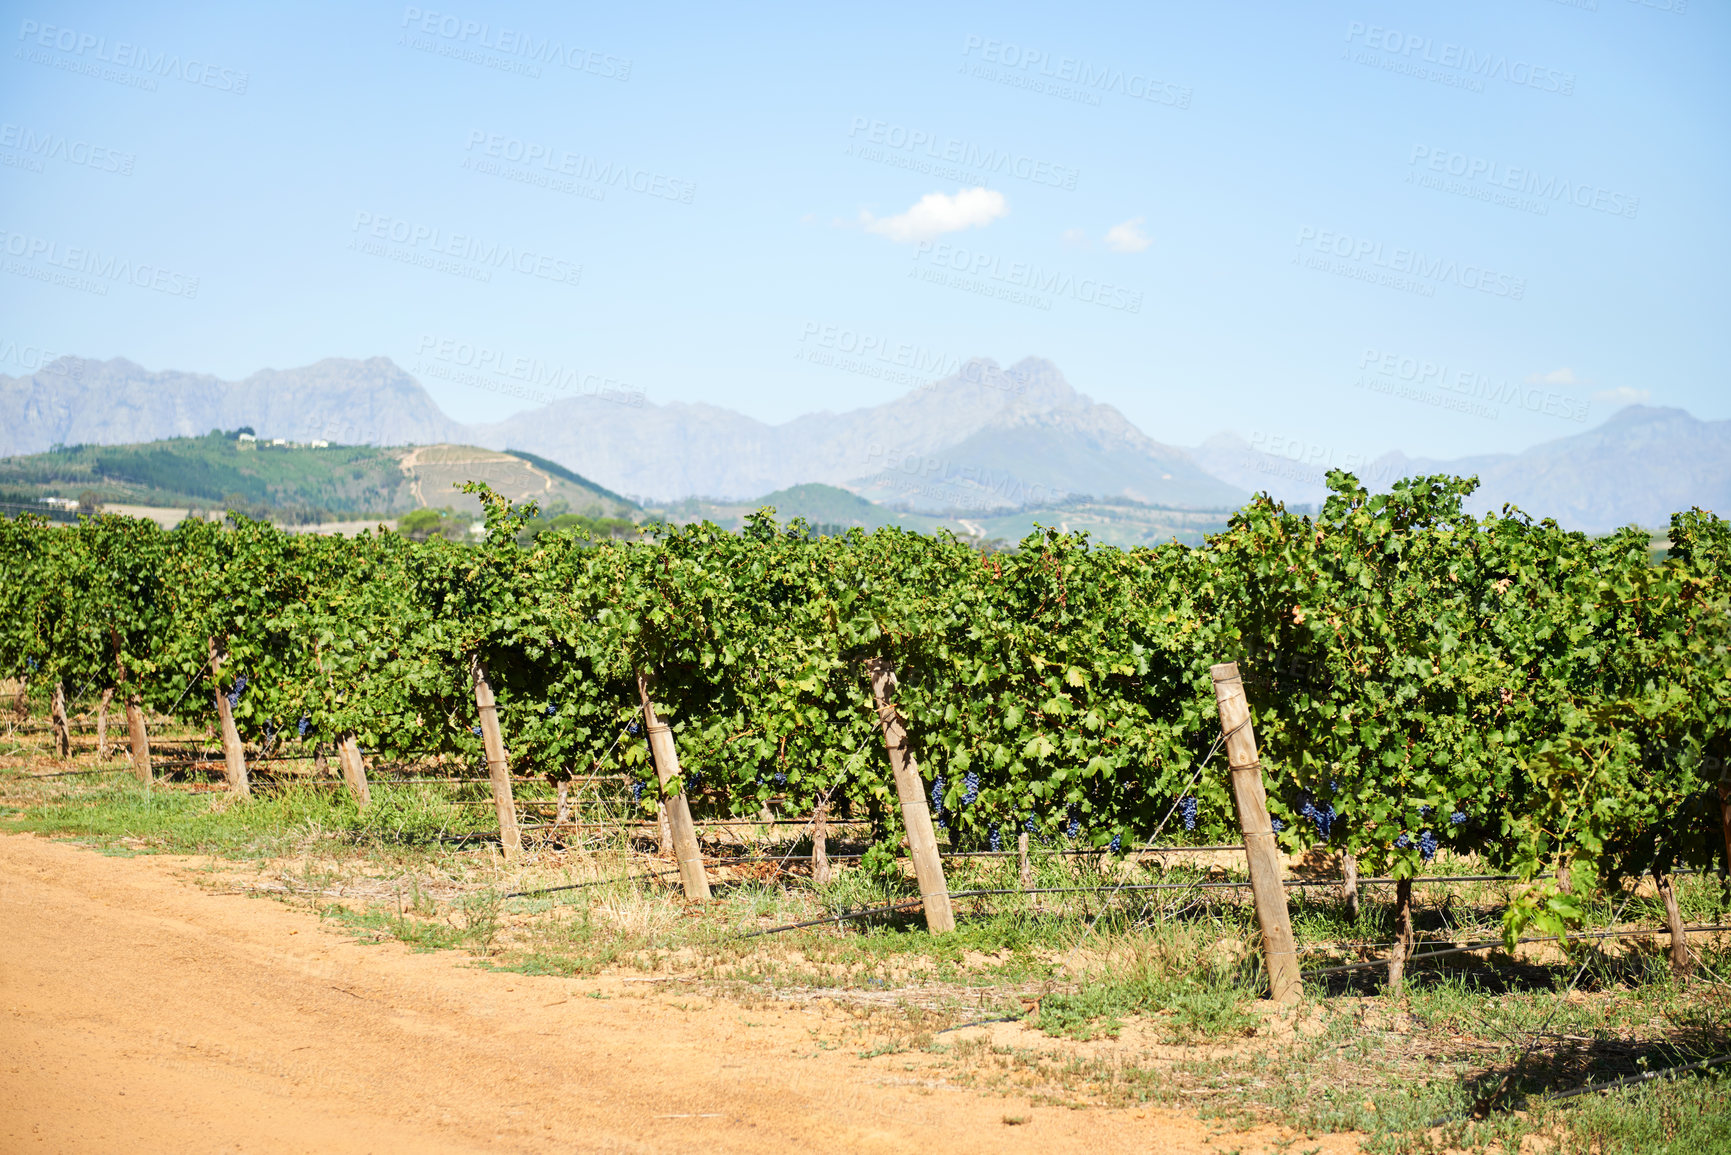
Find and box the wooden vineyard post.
[51,679,70,758]
[1211,662,1300,1003]
[469,657,522,861]
[1653,868,1692,982]
[635,671,711,901]
[97,687,113,759]
[1342,853,1360,922]
[1387,879,1415,995]
[1018,831,1033,890]
[113,635,150,783]
[338,736,371,809]
[125,694,152,783]
[812,797,832,885]
[1715,756,1731,896]
[865,658,954,934]
[208,640,250,797]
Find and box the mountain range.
[3,354,1725,533]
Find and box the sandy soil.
[0,833,1359,1153]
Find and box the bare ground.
[0,833,1360,1154]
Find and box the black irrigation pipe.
[936,1016,1023,1034]
[1529,1051,1731,1106]
[1303,923,1731,979]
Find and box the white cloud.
[859,187,1007,243]
[1060,227,1090,249]
[1104,217,1152,253]
[1525,368,1582,386]
[1592,385,1651,406]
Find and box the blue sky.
[1,0,1725,462]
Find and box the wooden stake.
[1343,852,1360,922]
[469,656,522,861]
[338,735,371,809]
[636,671,710,901]
[812,799,832,885]
[1018,830,1033,890]
[51,679,70,758]
[1653,868,1692,982]
[208,640,249,797]
[554,779,571,826]
[11,676,25,723]
[1210,661,1300,1003]
[125,693,151,783]
[866,658,954,934]
[97,687,113,759]
[1387,878,1415,995]
[112,634,149,783]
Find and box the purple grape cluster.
[226,674,247,709]
[1394,832,1411,849]
[1024,814,1038,833]
[1270,817,1285,833]
[631,780,644,803]
[296,714,310,738]
[543,704,557,717]
[962,771,980,808]
[1179,795,1199,831]
[1108,833,1122,853]
[989,826,1003,852]
[1449,809,1468,826]
[1299,794,1335,839]
[1418,830,1438,861]
[1066,811,1081,839]
[470,724,483,736]
[929,773,945,817]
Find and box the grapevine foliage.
[2,472,1726,945]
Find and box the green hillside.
[651,483,949,535]
[0,434,638,525]
[0,432,413,522]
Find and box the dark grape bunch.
[1299,793,1336,839]
[961,770,979,808]
[1449,809,1468,826]
[989,826,1002,852]
[296,714,310,738]
[1418,829,1438,860]
[1270,817,1284,833]
[929,773,945,821]
[226,674,247,709]
[1179,795,1199,831]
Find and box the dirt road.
[0,834,1351,1153]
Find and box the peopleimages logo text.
[400,7,630,80]
[911,242,1143,313]
[960,35,1191,108]
[463,131,694,204]
[0,227,199,296]
[846,117,1078,190]
[1295,227,1526,300]
[1344,22,1575,95]
[350,212,582,286]
[16,19,249,93]
[1408,145,1638,219]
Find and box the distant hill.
[1190,406,1730,532]
[479,356,1248,510]
[0,356,461,457]
[7,353,1723,533]
[0,435,636,523]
